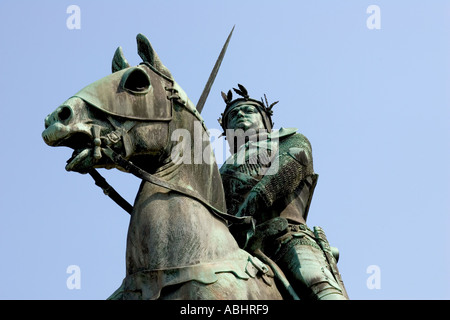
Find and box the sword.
[196,25,235,114]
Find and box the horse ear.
[136,33,172,79]
[112,46,130,73]
[136,33,155,66]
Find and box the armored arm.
[236,133,315,217]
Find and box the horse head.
[43,34,177,173]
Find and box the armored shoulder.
[279,132,311,149]
[278,132,313,167]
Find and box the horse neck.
[126,107,235,272]
[156,103,226,213]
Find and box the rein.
[89,146,253,227]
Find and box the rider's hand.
[235,190,260,217]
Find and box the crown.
[218,84,278,133]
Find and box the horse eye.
[58,106,72,121]
[122,68,151,93]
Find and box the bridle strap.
[90,146,253,226]
[88,168,133,214]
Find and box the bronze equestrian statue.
[42,31,348,300]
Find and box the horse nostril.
[58,106,72,122]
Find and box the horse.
[42,33,283,300]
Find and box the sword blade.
[196,25,235,114]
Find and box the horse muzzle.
[42,102,99,173]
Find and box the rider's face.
[226,104,265,132]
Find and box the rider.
[218,84,349,300]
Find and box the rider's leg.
[273,231,348,300]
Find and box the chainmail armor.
[253,133,314,208]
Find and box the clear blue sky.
[0,0,449,299]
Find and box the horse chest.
[126,187,235,272]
